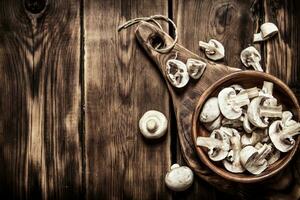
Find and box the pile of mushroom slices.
[197,81,300,175]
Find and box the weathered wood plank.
[262,1,300,199]
[0,0,82,199]
[172,0,261,198]
[84,0,171,199]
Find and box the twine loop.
[118,15,177,53]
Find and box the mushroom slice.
[240,46,263,71]
[223,130,245,173]
[139,110,168,139]
[186,58,207,79]
[218,87,249,120]
[266,147,281,165]
[240,144,272,175]
[253,22,278,43]
[199,39,225,61]
[259,81,274,98]
[245,87,260,99]
[243,113,255,133]
[166,59,189,88]
[259,105,282,118]
[199,97,220,123]
[196,129,230,161]
[247,96,268,128]
[204,115,222,131]
[269,120,300,152]
[165,164,194,191]
[241,130,264,147]
[222,117,243,129]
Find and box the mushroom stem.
[259,105,282,118]
[261,81,273,96]
[253,144,272,165]
[246,87,259,99]
[280,122,300,140]
[250,62,263,72]
[196,137,223,150]
[146,119,158,132]
[229,91,250,111]
[199,41,216,54]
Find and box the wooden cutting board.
[135,21,300,199]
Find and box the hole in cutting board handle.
[149,33,166,50]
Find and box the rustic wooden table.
[0,0,299,199]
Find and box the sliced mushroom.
[259,81,274,98]
[245,87,260,99]
[230,84,244,93]
[247,96,268,128]
[240,46,263,71]
[241,130,265,147]
[222,117,243,129]
[166,59,189,88]
[269,119,300,152]
[197,129,230,161]
[253,22,279,43]
[218,87,249,120]
[223,130,245,173]
[186,58,207,79]
[266,147,281,165]
[259,105,282,118]
[240,144,272,175]
[199,97,220,123]
[139,110,168,139]
[165,164,194,191]
[243,113,255,133]
[204,115,222,131]
[199,39,225,61]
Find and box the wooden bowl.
[192,71,300,183]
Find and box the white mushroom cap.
[139,110,168,139]
[165,164,194,191]
[240,46,263,71]
[199,97,220,123]
[186,58,207,79]
[218,87,244,120]
[199,39,225,61]
[247,96,268,128]
[166,59,189,88]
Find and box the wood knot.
[24,0,47,14]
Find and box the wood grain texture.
[0,0,82,199]
[262,0,300,199]
[84,0,172,199]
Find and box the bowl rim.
[191,71,300,183]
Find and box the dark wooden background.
[0,0,299,199]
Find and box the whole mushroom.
[139,110,168,139]
[199,97,220,123]
[165,164,194,191]
[166,59,189,88]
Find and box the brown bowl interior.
[192,71,300,183]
